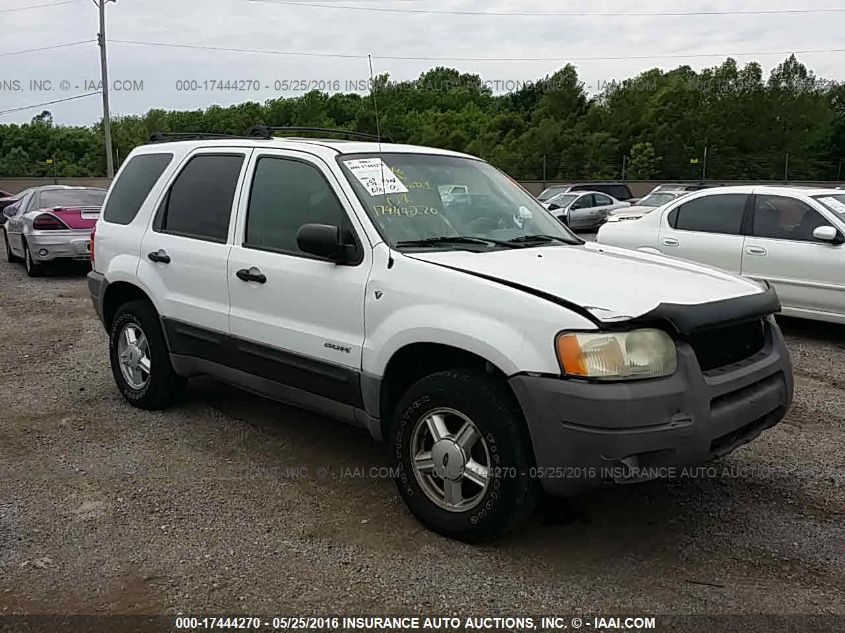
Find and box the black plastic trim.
[161,318,363,408]
[628,286,781,336]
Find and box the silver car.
[606,189,690,223]
[2,185,106,276]
[542,191,629,231]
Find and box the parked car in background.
[538,182,635,202]
[543,191,630,230]
[3,185,106,276]
[648,183,723,194]
[0,189,12,198]
[89,134,791,541]
[606,189,690,223]
[597,185,845,324]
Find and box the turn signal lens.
[556,329,677,380]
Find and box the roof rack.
[247,126,392,143]
[148,132,246,143]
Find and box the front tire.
[109,299,186,410]
[23,240,45,277]
[390,369,538,542]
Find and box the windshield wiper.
[395,236,523,249]
[506,234,572,245]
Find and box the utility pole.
[784,153,790,183]
[621,155,627,181]
[701,146,708,182]
[542,154,547,191]
[95,0,115,179]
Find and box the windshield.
[813,194,845,218]
[40,188,106,208]
[538,186,569,201]
[640,192,680,207]
[547,194,577,208]
[338,153,579,249]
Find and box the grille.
[689,320,766,372]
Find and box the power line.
[0,92,100,117]
[247,0,845,18]
[111,39,365,59]
[0,40,94,58]
[0,0,82,14]
[111,39,845,62]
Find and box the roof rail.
[247,126,392,143]
[148,132,246,143]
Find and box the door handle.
[745,246,767,256]
[236,267,267,284]
[662,238,679,247]
[147,249,170,264]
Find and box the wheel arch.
[102,281,157,330]
[375,342,516,442]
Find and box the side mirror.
[296,223,359,264]
[3,206,17,218]
[813,225,840,243]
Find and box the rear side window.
[104,153,173,225]
[157,154,244,242]
[245,157,350,256]
[673,194,747,235]
[594,193,613,206]
[602,185,632,200]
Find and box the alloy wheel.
[410,407,491,512]
[117,323,151,389]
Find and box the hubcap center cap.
[430,439,466,481]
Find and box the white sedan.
[597,186,845,324]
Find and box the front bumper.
[27,230,91,261]
[509,319,793,495]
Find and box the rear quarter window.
[103,153,174,225]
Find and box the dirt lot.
[0,249,843,625]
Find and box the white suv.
[89,132,793,541]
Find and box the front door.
[227,150,371,407]
[742,193,845,318]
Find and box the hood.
[406,242,768,326]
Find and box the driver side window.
[752,195,829,242]
[572,194,594,210]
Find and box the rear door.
[138,148,250,343]
[742,193,845,317]
[657,192,749,272]
[227,150,371,406]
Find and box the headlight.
[555,329,677,380]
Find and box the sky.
[0,0,843,126]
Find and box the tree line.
[1,55,843,182]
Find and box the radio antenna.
[368,54,383,152]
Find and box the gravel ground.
[0,245,843,625]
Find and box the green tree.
[626,142,661,179]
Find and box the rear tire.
[109,299,186,410]
[3,230,20,263]
[390,368,539,542]
[23,240,45,277]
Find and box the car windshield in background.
[41,189,107,208]
[640,192,681,207]
[813,194,845,218]
[547,194,577,208]
[537,187,569,201]
[338,154,579,249]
